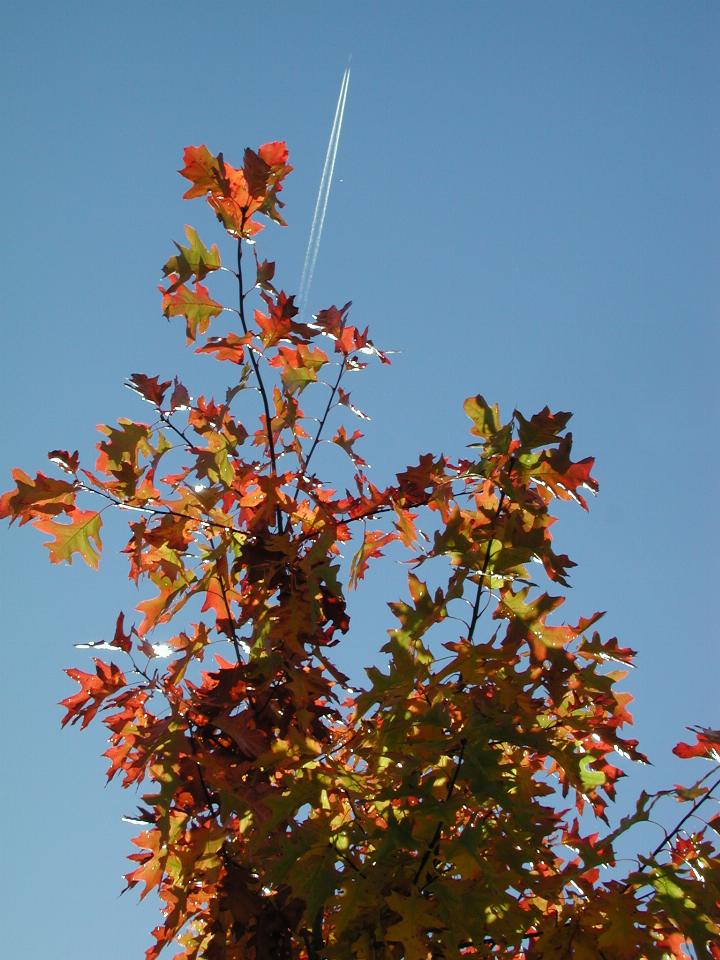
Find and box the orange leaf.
[32,508,102,568]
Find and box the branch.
[413,737,466,887]
[236,238,284,533]
[626,771,720,888]
[78,481,248,537]
[160,412,199,451]
[293,360,346,501]
[188,724,222,819]
[467,455,516,642]
[208,536,245,663]
[302,908,324,960]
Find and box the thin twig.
[160,412,199,451]
[625,771,720,889]
[79,481,248,536]
[293,359,346,501]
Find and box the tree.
[2,140,718,960]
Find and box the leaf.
[393,503,420,547]
[254,253,276,292]
[673,727,720,760]
[269,343,328,394]
[385,890,440,960]
[166,624,210,684]
[126,373,171,407]
[110,611,133,653]
[579,754,607,790]
[254,290,301,348]
[179,144,229,199]
[311,302,352,339]
[349,529,396,587]
[60,657,126,728]
[33,508,102,568]
[275,831,340,923]
[515,406,573,449]
[243,146,271,197]
[47,449,80,474]
[464,394,501,438]
[496,586,603,657]
[332,426,366,466]
[125,827,166,898]
[95,419,154,498]
[196,332,251,364]
[532,433,598,509]
[337,386,370,420]
[159,278,223,341]
[162,225,221,292]
[169,378,190,411]
[258,140,289,168]
[0,468,77,523]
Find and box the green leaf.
[579,754,606,789]
[162,225,221,291]
[464,394,501,438]
[160,280,223,341]
[652,874,687,901]
[32,509,102,568]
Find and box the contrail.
[298,65,351,314]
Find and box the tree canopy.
[2,141,718,959]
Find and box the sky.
[1,2,718,956]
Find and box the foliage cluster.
[2,141,719,959]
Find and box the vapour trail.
[298,66,350,314]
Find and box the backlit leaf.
[162,225,221,292]
[160,278,223,342]
[33,508,102,568]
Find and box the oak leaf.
[32,508,102,568]
[162,225,221,292]
[160,278,223,342]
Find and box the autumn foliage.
[2,141,719,960]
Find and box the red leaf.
[258,140,289,167]
[349,529,396,587]
[126,373,171,407]
[673,727,720,760]
[255,253,276,292]
[332,426,367,467]
[60,658,126,728]
[0,469,76,524]
[169,378,190,410]
[48,449,80,474]
[111,612,133,653]
[196,332,251,364]
[179,144,229,199]
[243,147,271,197]
[178,142,291,237]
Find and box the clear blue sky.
[1,3,717,956]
